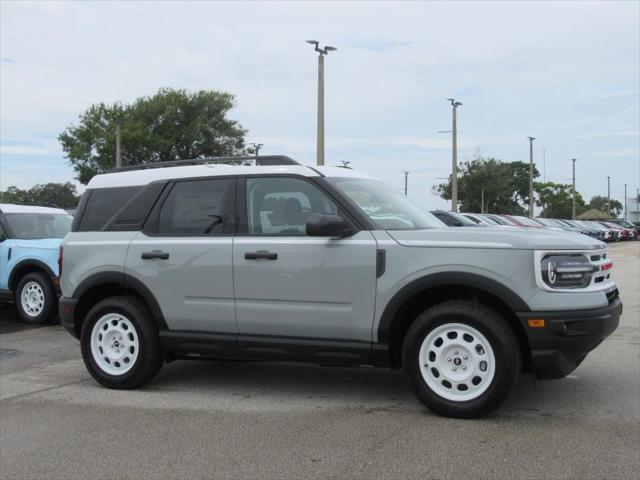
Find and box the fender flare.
[72,271,168,330]
[377,271,530,344]
[8,259,56,290]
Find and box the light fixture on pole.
[306,40,337,167]
[447,98,462,212]
[248,143,264,156]
[527,137,536,217]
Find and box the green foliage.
[433,157,539,214]
[0,182,79,209]
[588,195,623,217]
[535,182,586,218]
[59,88,248,184]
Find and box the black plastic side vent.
[376,249,386,278]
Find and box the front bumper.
[59,296,79,338]
[517,296,622,379]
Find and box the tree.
[535,181,586,218]
[588,195,623,218]
[59,88,248,184]
[0,182,79,208]
[433,157,539,214]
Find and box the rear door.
[125,177,236,334]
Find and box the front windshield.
[4,213,72,239]
[327,177,444,230]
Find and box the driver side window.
[246,177,337,235]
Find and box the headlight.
[540,254,596,289]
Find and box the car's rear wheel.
[15,272,56,324]
[403,300,521,418]
[80,296,163,389]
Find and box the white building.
[626,195,640,223]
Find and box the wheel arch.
[8,259,56,292]
[71,271,168,337]
[378,272,531,371]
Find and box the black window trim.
[142,175,237,237]
[235,174,371,237]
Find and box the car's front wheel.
[15,272,56,324]
[80,296,163,389]
[403,300,521,418]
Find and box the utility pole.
[481,187,485,214]
[572,158,577,220]
[607,176,611,218]
[403,171,409,196]
[624,183,627,220]
[447,98,462,212]
[528,137,535,217]
[115,123,122,168]
[543,148,546,183]
[249,143,263,156]
[306,40,337,166]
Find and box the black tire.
[402,300,521,419]
[14,272,57,324]
[80,296,163,389]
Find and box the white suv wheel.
[419,322,496,402]
[90,313,140,376]
[20,281,45,317]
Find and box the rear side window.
[158,179,231,235]
[77,187,138,231]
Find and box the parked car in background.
[600,221,634,240]
[0,204,73,323]
[535,218,583,234]
[461,213,496,226]
[554,219,599,238]
[609,219,639,239]
[501,215,545,228]
[593,221,622,241]
[431,210,483,227]
[482,214,518,227]
[566,220,609,241]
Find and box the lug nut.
[463,355,469,360]
[454,350,459,355]
[462,365,467,370]
[452,367,457,371]
[447,357,452,362]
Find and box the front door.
[233,176,378,343]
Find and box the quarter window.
[246,177,337,235]
[158,179,231,235]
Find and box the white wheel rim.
[90,313,139,376]
[419,323,496,402]
[20,281,45,317]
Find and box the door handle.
[244,250,278,260]
[141,250,170,260]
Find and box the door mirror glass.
[306,213,355,238]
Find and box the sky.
[1,0,639,212]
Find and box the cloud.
[0,0,638,208]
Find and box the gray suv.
[58,156,622,418]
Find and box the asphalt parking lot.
[0,242,638,479]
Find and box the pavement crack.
[1,378,92,402]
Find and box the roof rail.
[109,155,300,173]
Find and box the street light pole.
[447,98,462,212]
[306,40,337,167]
[115,123,122,168]
[481,187,485,214]
[403,171,409,196]
[624,183,627,220]
[572,158,577,220]
[528,137,536,217]
[607,176,611,218]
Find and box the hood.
[14,238,64,251]
[387,227,605,251]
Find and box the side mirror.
[306,213,355,238]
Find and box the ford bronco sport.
[1,204,72,323]
[58,156,622,418]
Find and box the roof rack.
[109,155,300,173]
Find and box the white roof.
[86,163,371,189]
[0,204,70,215]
